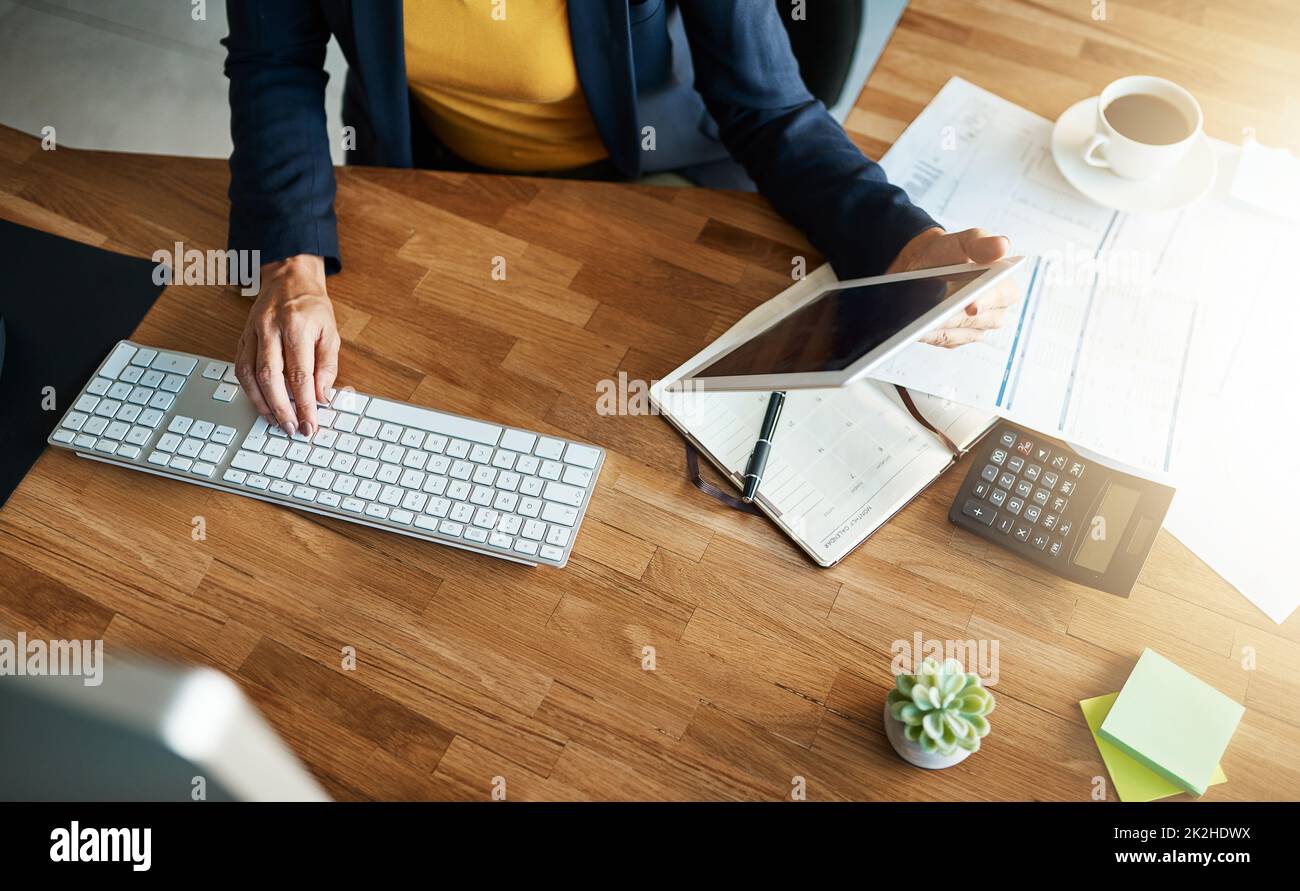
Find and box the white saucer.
[1050,97,1216,213]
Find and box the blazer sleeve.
[223,0,341,274]
[676,1,938,278]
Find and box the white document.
[651,265,993,567]
[869,77,1300,622]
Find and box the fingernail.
[302,422,314,438]
[282,421,296,436]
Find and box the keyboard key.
[464,527,488,543]
[561,466,593,487]
[270,480,294,496]
[161,373,186,393]
[140,369,164,387]
[193,461,216,478]
[223,469,247,485]
[400,428,425,448]
[989,488,1007,508]
[998,430,1017,448]
[1005,497,1024,516]
[129,347,156,368]
[120,366,143,383]
[1041,471,1059,490]
[1006,456,1024,474]
[230,450,268,473]
[1067,460,1085,479]
[342,497,365,513]
[61,411,89,431]
[1033,446,1051,463]
[147,450,169,466]
[100,342,138,378]
[1023,464,1041,483]
[292,486,318,502]
[439,520,463,537]
[51,429,75,444]
[178,438,203,458]
[150,351,197,375]
[212,383,238,402]
[563,443,600,468]
[330,389,369,414]
[979,464,998,483]
[139,408,164,428]
[489,531,513,550]
[317,491,341,508]
[990,448,1007,466]
[545,526,570,548]
[106,381,132,400]
[1013,522,1032,543]
[84,417,109,435]
[1031,532,1049,551]
[265,458,290,479]
[191,420,215,439]
[169,456,192,471]
[994,515,1015,535]
[148,391,174,411]
[202,361,225,380]
[168,416,193,435]
[1024,505,1041,523]
[446,439,470,459]
[543,482,585,508]
[513,539,539,556]
[540,503,578,526]
[469,443,493,464]
[539,460,563,481]
[157,433,181,453]
[500,430,536,453]
[1048,539,1064,558]
[540,545,564,562]
[389,509,414,525]
[535,438,565,460]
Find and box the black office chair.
[777,0,909,123]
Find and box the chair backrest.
[776,0,865,111]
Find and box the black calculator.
[949,424,1175,596]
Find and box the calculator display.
[1072,484,1141,573]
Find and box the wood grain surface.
[1,0,1297,801]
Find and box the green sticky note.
[1097,648,1244,797]
[1081,692,1227,801]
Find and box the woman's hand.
[888,227,1020,348]
[235,254,340,437]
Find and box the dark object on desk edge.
[950,422,1175,596]
[0,220,166,508]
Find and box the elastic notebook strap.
[895,385,962,459]
[685,442,763,515]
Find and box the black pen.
[741,391,786,503]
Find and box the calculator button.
[1005,497,1024,516]
[1059,480,1076,496]
[1013,523,1032,543]
[1068,460,1086,479]
[1041,513,1058,532]
[1015,480,1033,498]
[995,515,1015,535]
[1031,532,1050,551]
[980,464,999,483]
[1023,505,1041,523]
[1041,471,1059,490]
[1048,539,1065,558]
[989,488,1007,508]
[998,430,1017,448]
[1015,437,1034,456]
[961,498,996,526]
[997,472,1016,490]
[1057,520,1073,538]
[1034,446,1051,463]
[973,481,990,499]
[1032,487,1050,506]
[1051,454,1068,470]
[1024,463,1041,483]
[990,448,1008,466]
[1051,495,1068,513]
[1007,456,1025,474]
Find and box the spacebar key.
[365,398,502,446]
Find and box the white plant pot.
[883,702,972,770]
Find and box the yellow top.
[402,0,609,172]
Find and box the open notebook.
[651,264,997,567]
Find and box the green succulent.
[887,657,995,756]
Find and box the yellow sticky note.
[1081,693,1227,802]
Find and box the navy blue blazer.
[223,0,937,279]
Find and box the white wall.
[0,0,348,162]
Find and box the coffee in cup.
[1082,76,1203,180]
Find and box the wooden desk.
[1,0,1297,801]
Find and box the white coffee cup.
[1082,76,1203,181]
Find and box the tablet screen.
[695,267,986,377]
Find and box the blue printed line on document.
[1057,272,1102,430]
[1163,305,1197,473]
[996,256,1041,410]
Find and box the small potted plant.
[884,657,995,769]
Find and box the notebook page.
[660,381,964,565]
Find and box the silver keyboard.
[47,340,604,567]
